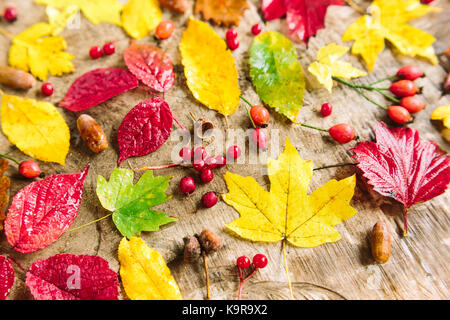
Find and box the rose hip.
[19,160,41,179]
[200,168,214,183]
[250,105,269,127]
[396,65,423,81]
[252,128,267,149]
[180,176,195,194]
[329,124,355,144]
[387,106,412,124]
[400,96,425,114]
[201,192,218,208]
[320,103,333,117]
[390,80,418,97]
[156,20,175,39]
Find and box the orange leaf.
[194,0,249,26]
[0,159,10,231]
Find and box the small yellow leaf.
[180,18,240,116]
[431,104,450,142]
[118,237,182,300]
[1,94,70,165]
[121,0,162,39]
[308,43,367,92]
[9,22,74,80]
[46,5,79,36]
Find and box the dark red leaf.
[262,0,286,21]
[352,122,450,234]
[117,97,173,165]
[26,254,119,300]
[4,165,90,253]
[123,41,174,92]
[0,255,14,300]
[59,68,138,112]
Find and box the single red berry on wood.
[205,156,218,169]
[225,28,238,41]
[387,106,412,124]
[156,20,175,39]
[251,24,262,35]
[227,145,241,160]
[236,256,251,269]
[19,160,41,179]
[397,65,423,81]
[252,254,268,269]
[215,155,227,168]
[4,7,17,22]
[103,42,115,55]
[420,0,434,4]
[193,159,206,172]
[89,46,103,59]
[200,168,214,183]
[329,123,355,144]
[41,82,54,96]
[250,105,269,127]
[180,176,195,194]
[320,103,333,117]
[201,192,218,208]
[227,37,239,51]
[390,80,418,97]
[179,147,192,162]
[252,128,267,149]
[400,96,425,114]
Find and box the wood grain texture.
[0,0,449,300]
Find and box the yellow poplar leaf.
[0,94,70,165]
[343,0,438,72]
[9,22,74,80]
[223,137,357,248]
[431,105,450,128]
[35,0,123,25]
[308,43,367,92]
[180,18,240,116]
[121,0,162,39]
[46,5,79,36]
[118,237,182,300]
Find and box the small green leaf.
[249,31,305,122]
[96,168,176,238]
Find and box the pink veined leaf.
[261,0,286,21]
[0,255,14,300]
[117,97,173,165]
[59,68,138,112]
[351,122,450,235]
[4,165,90,253]
[26,254,119,300]
[123,41,175,92]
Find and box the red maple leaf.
[351,123,450,236]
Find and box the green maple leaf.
[249,31,305,122]
[96,168,176,238]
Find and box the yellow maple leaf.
[9,22,75,80]
[0,94,70,165]
[121,0,162,39]
[180,18,240,116]
[35,0,123,25]
[223,137,357,248]
[118,237,182,300]
[46,5,79,36]
[342,0,438,72]
[431,104,450,142]
[308,43,367,92]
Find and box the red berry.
[420,0,434,4]
[236,256,251,269]
[4,7,17,22]
[387,106,412,124]
[193,159,206,172]
[397,65,423,81]
[215,155,227,168]
[193,146,207,160]
[89,46,103,59]
[390,80,418,97]
[227,37,239,51]
[200,168,214,183]
[400,96,425,114]
[251,24,262,35]
[225,28,238,41]
[252,128,267,149]
[19,160,41,179]
[227,145,241,160]
[156,20,175,40]
[179,147,192,162]
[205,156,218,169]
[103,42,115,55]
[329,123,355,144]
[250,105,270,127]
[41,82,54,96]
[252,253,268,269]
[320,103,333,117]
[180,176,195,194]
[201,192,218,208]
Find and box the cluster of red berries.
[1,6,17,23]
[89,42,116,59]
[225,24,262,51]
[237,253,268,270]
[155,20,175,40]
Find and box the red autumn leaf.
[262,0,286,21]
[4,165,90,253]
[123,41,175,93]
[26,254,119,300]
[0,255,14,300]
[117,97,173,165]
[351,122,450,235]
[59,68,138,112]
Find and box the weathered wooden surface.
[0,0,449,300]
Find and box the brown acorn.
[370,221,391,264]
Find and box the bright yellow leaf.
[121,0,162,39]
[9,22,74,80]
[308,43,367,92]
[118,237,182,300]
[223,137,357,248]
[1,94,70,165]
[35,0,123,25]
[342,0,438,72]
[180,18,240,116]
[46,5,79,36]
[431,104,450,142]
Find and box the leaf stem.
[240,97,256,129]
[239,95,253,108]
[7,256,26,273]
[369,75,396,86]
[403,206,408,237]
[282,239,294,299]
[237,265,257,300]
[138,161,183,171]
[313,163,358,171]
[345,0,365,14]
[172,116,187,132]
[295,122,328,132]
[0,154,20,165]
[66,213,113,232]
[202,251,211,300]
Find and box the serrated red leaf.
[26,254,119,300]
[352,122,450,234]
[117,97,173,165]
[123,41,175,92]
[262,0,286,21]
[4,165,90,253]
[59,68,138,112]
[0,256,14,300]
